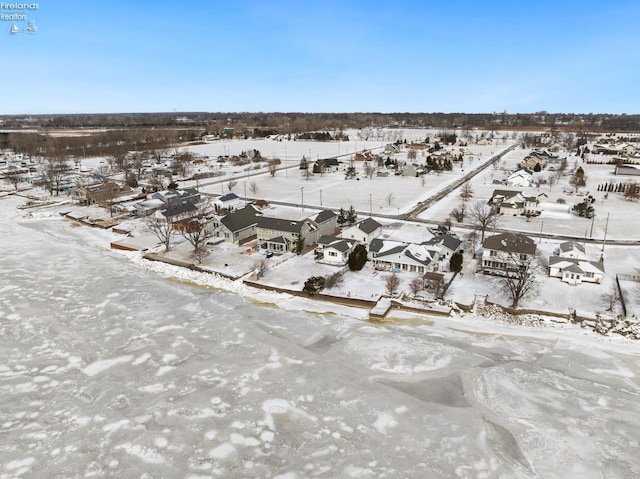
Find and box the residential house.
[548,241,604,285]
[315,158,340,173]
[315,235,356,266]
[152,188,200,208]
[481,233,537,273]
[257,216,318,253]
[159,201,198,223]
[556,241,586,259]
[424,233,463,259]
[488,189,545,216]
[75,182,134,206]
[506,169,534,188]
[340,218,382,245]
[210,205,260,244]
[133,198,165,217]
[369,239,440,274]
[548,256,605,285]
[309,210,338,237]
[215,192,241,212]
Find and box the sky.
[2,0,640,115]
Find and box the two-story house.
[482,233,537,274]
[340,218,382,245]
[315,235,356,266]
[257,216,318,253]
[548,241,605,285]
[209,205,260,244]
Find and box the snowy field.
[3,195,640,478]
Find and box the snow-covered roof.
[483,233,536,255]
[549,256,605,274]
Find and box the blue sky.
[2,0,640,114]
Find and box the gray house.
[210,205,260,244]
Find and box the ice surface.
[1,195,640,478]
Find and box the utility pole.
[285,147,287,178]
[369,193,372,216]
[589,214,595,238]
[319,189,322,207]
[300,187,304,211]
[539,220,544,243]
[602,212,610,252]
[244,181,246,199]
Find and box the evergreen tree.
[449,252,463,273]
[348,244,368,271]
[347,205,357,224]
[337,207,346,224]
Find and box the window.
[585,272,594,278]
[490,250,496,257]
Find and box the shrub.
[303,276,325,295]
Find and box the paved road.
[196,142,639,247]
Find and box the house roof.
[162,201,197,219]
[483,233,537,255]
[218,192,240,202]
[549,256,605,274]
[266,235,289,244]
[257,216,308,234]
[317,235,353,253]
[375,242,438,267]
[559,241,586,255]
[220,205,260,232]
[314,210,337,224]
[356,217,382,234]
[491,189,522,200]
[425,233,462,251]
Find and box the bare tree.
[386,192,394,206]
[470,201,498,242]
[148,214,176,252]
[227,179,238,191]
[249,181,258,195]
[364,162,376,180]
[40,156,70,195]
[4,166,23,190]
[409,277,424,297]
[385,272,400,296]
[623,182,640,201]
[268,158,279,177]
[459,182,474,201]
[493,252,541,308]
[254,259,268,279]
[601,284,621,312]
[180,201,215,256]
[324,271,344,289]
[173,150,193,177]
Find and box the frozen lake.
[2,196,640,478]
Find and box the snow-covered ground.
[3,191,640,478]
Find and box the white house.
[315,235,356,266]
[488,189,546,216]
[340,218,382,245]
[506,169,534,188]
[215,192,241,211]
[548,256,605,285]
[369,239,440,274]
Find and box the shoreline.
[4,193,640,351]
